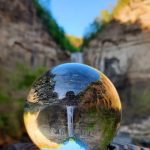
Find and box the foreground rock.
[7,142,150,150]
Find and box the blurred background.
[0,0,150,149]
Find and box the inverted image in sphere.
[24,63,122,150]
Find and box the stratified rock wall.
[83,0,150,123]
[84,22,150,83]
[0,0,69,68]
[84,0,150,85]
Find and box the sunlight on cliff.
[113,0,150,30]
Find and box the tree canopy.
[33,0,79,52]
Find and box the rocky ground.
[6,140,150,150]
[119,117,150,147]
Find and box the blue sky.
[39,0,117,37]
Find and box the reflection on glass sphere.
[59,138,88,150]
[24,63,122,150]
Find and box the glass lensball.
[24,63,122,150]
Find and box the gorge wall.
[84,22,150,83]
[0,0,70,145]
[83,0,150,123]
[0,0,69,69]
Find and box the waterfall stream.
[71,52,83,63]
[67,106,75,137]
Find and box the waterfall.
[67,106,75,137]
[71,52,83,63]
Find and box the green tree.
[112,0,130,17]
[33,0,79,52]
[101,10,112,23]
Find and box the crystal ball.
[24,63,122,150]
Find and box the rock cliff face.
[83,0,150,123]
[84,22,150,83]
[0,0,69,68]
